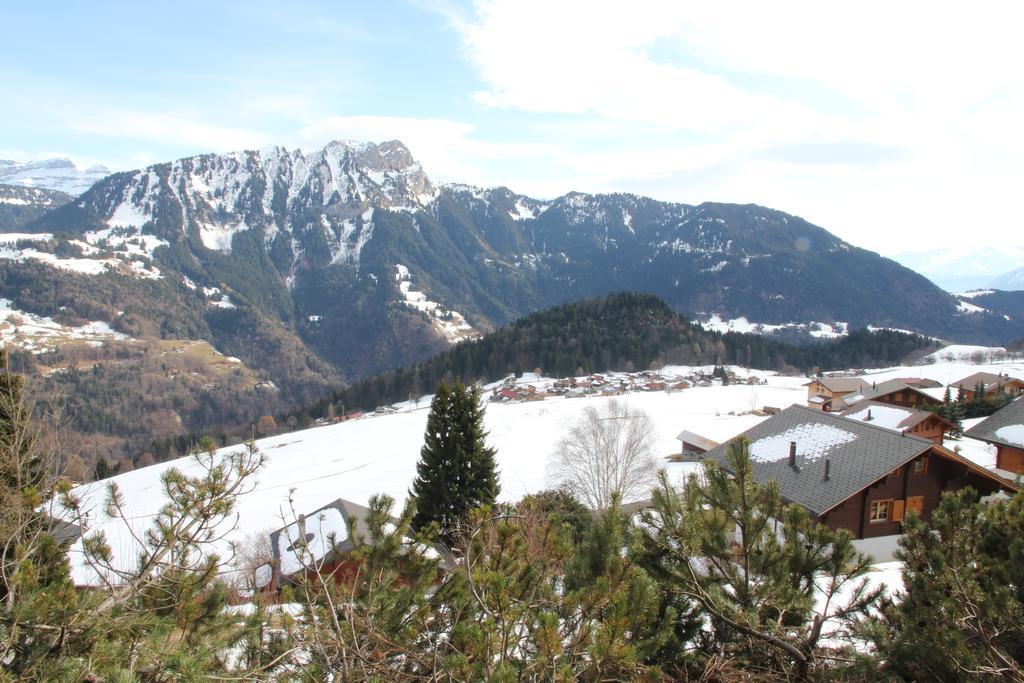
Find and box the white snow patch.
[923,345,1008,364]
[0,298,128,353]
[394,264,479,343]
[276,506,348,575]
[199,221,248,253]
[0,232,53,244]
[844,405,914,431]
[107,201,151,229]
[957,300,987,314]
[994,424,1024,447]
[749,424,857,463]
[510,199,537,221]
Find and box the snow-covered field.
[60,357,1024,586]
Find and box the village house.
[803,377,871,412]
[964,396,1024,474]
[703,405,1018,559]
[949,371,1024,401]
[840,399,955,445]
[260,498,396,591]
[842,379,944,411]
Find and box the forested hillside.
[303,292,935,417]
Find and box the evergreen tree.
[636,438,881,680]
[410,382,499,544]
[867,489,1024,680]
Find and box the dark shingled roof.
[704,405,933,517]
[951,371,1023,391]
[804,377,870,394]
[843,379,941,407]
[964,396,1024,450]
[840,399,950,433]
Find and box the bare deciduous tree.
[548,399,658,510]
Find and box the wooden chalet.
[258,498,450,591]
[950,371,1024,401]
[803,377,870,412]
[964,396,1024,474]
[704,406,1018,544]
[840,399,956,445]
[842,379,943,411]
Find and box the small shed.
[676,429,720,460]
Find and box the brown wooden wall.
[998,445,1024,474]
[907,417,945,444]
[874,390,941,410]
[819,449,1006,539]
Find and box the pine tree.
[868,489,1024,680]
[410,382,499,545]
[636,438,881,680]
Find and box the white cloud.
[297,115,561,185]
[441,0,1024,267]
[65,109,272,154]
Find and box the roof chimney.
[872,381,877,390]
[866,408,873,421]
[824,459,831,481]
[789,441,798,469]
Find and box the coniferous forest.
[301,292,935,419]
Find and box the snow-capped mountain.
[0,158,110,195]
[13,139,1024,387]
[32,140,434,276]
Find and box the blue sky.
[3,1,1023,287]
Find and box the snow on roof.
[844,404,914,431]
[274,505,349,576]
[749,423,857,463]
[995,425,1024,448]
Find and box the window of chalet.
[913,457,928,474]
[869,499,891,523]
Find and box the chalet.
[676,430,720,460]
[950,372,1024,401]
[842,379,943,411]
[261,498,396,591]
[803,377,870,412]
[840,400,955,444]
[964,396,1024,474]
[703,406,1018,558]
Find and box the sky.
[2,0,1022,289]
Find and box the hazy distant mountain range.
[0,158,111,195]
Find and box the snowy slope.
[0,158,109,195]
[61,369,806,585]
[59,356,1024,586]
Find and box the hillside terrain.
[1,139,1018,469]
[307,292,935,418]
[0,183,73,229]
[63,353,1020,586]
